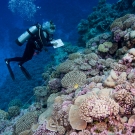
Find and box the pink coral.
[79,94,119,122]
[62,100,73,112]
[70,132,78,135]
[33,121,60,135]
[122,53,133,64]
[113,89,135,115]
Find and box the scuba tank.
[16,24,41,46]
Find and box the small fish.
[74,84,79,89]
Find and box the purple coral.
[48,78,62,90]
[33,121,59,135]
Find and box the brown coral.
[110,18,123,30]
[15,112,38,134]
[56,60,75,73]
[85,53,99,61]
[61,70,86,88]
[78,130,91,135]
[33,86,47,98]
[111,62,127,72]
[113,89,135,114]
[68,53,81,60]
[105,58,116,68]
[69,104,87,130]
[123,15,135,29]
[8,106,20,118]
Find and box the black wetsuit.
[8,26,53,66]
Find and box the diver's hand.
[52,42,58,46]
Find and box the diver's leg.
[5,59,15,80]
[5,39,35,64]
[5,57,23,64]
[18,64,32,80]
[18,40,35,79]
[22,39,35,60]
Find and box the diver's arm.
[43,31,55,46]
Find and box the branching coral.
[111,62,127,72]
[79,94,119,122]
[113,89,135,115]
[110,14,135,48]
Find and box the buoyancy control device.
[16,24,41,46]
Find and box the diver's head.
[42,21,56,34]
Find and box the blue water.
[0,0,118,110]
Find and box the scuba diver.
[5,21,57,80]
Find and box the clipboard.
[51,39,64,48]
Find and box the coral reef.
[77,0,135,47]
[2,1,135,135]
[110,14,135,49]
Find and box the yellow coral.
[98,42,113,53]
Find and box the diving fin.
[5,59,15,80]
[19,65,32,80]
